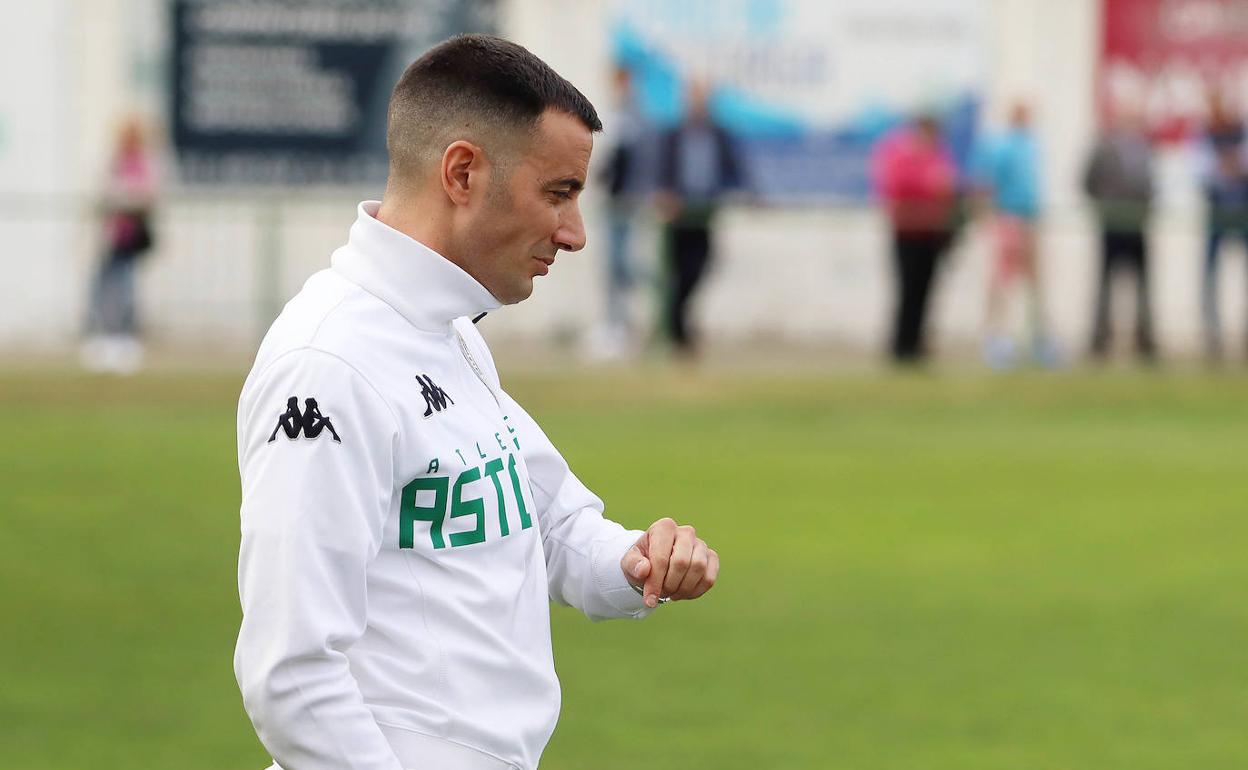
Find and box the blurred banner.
[170,0,497,186]
[1101,0,1248,140]
[612,0,986,202]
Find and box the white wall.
[0,0,84,348]
[0,0,1242,359]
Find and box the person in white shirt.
[235,34,719,770]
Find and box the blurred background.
[4,0,1248,363]
[1,1,1246,769]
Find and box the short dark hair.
[387,34,601,180]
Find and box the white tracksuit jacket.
[235,201,651,770]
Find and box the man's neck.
[376,194,460,266]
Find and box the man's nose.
[553,205,586,252]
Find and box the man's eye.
[551,190,573,200]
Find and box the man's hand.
[620,518,719,608]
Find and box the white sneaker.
[983,334,1017,371]
[107,335,144,375]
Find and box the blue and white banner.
[171,0,497,186]
[612,0,987,201]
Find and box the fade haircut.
[386,34,602,184]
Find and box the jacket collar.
[331,201,500,332]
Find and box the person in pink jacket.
[871,115,959,363]
[82,116,158,373]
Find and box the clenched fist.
[620,518,719,608]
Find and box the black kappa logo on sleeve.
[268,396,342,443]
[416,375,453,417]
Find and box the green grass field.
[1,366,1245,769]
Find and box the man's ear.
[440,140,484,206]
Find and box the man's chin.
[500,280,535,305]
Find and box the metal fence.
[2,189,1246,360]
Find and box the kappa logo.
[416,374,454,417]
[268,396,342,443]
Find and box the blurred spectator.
[589,65,649,360]
[970,102,1059,369]
[1197,89,1248,362]
[871,115,959,363]
[1083,106,1157,362]
[655,80,744,357]
[82,116,158,373]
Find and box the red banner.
[1101,0,1248,140]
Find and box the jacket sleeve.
[500,390,654,622]
[601,141,633,197]
[717,125,746,193]
[234,347,404,770]
[657,127,679,193]
[1083,142,1107,198]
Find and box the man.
[235,35,719,770]
[590,64,650,360]
[1083,104,1157,361]
[654,79,744,357]
[1197,89,1248,362]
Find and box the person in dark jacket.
[1197,90,1248,362]
[654,80,744,356]
[1083,106,1157,361]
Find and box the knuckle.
[671,556,690,572]
[679,524,696,538]
[657,517,677,530]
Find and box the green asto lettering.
[483,457,509,537]
[449,467,486,547]
[507,453,532,530]
[400,476,449,550]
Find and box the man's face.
[1009,103,1030,129]
[463,109,592,304]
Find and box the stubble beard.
[473,177,533,305]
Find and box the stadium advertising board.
[613,0,987,201]
[1101,0,1248,140]
[170,0,496,186]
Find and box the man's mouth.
[533,255,554,275]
